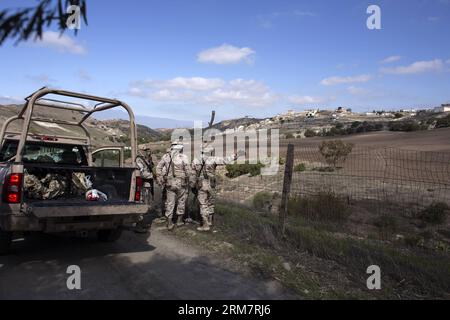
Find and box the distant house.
[336,107,348,113]
[434,104,450,113]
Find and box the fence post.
[279,144,294,235]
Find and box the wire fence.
[217,145,450,220]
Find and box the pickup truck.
[0,88,148,254]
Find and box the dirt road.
[0,226,294,300]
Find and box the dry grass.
[175,202,450,299]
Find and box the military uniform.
[134,149,155,233]
[156,145,191,230]
[191,152,239,231]
[136,153,154,205]
[24,172,68,200]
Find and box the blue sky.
[0,0,449,123]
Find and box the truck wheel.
[97,229,122,242]
[0,228,12,255]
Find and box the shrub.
[420,202,449,225]
[287,192,350,222]
[285,133,295,139]
[319,140,354,168]
[226,162,265,178]
[374,215,398,230]
[351,121,361,128]
[304,129,316,138]
[436,115,450,128]
[374,123,384,131]
[294,163,306,172]
[373,215,398,239]
[394,112,404,119]
[279,158,286,165]
[253,192,273,211]
[404,235,424,247]
[388,121,423,132]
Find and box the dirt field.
[281,127,450,153]
[216,128,450,247]
[220,128,450,202]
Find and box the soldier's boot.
[176,215,184,227]
[167,215,175,231]
[197,216,211,232]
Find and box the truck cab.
[0,88,148,254]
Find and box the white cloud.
[428,16,440,22]
[347,86,369,96]
[129,77,278,108]
[380,55,401,64]
[204,79,278,107]
[151,90,196,102]
[0,95,23,105]
[288,95,326,105]
[446,59,450,64]
[381,59,444,75]
[321,74,372,86]
[33,31,86,55]
[197,44,255,65]
[132,77,224,92]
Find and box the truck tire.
[0,228,12,255]
[97,228,122,242]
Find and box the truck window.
[0,140,88,165]
[93,150,121,167]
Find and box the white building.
[434,104,450,113]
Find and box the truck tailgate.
[25,201,148,218]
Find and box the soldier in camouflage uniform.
[136,147,155,203]
[190,146,245,231]
[134,146,155,233]
[156,142,191,231]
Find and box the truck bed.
[25,199,148,218]
[24,164,134,202]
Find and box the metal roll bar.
[0,87,138,165]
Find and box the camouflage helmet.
[139,145,152,151]
[171,142,184,152]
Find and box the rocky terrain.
[0,104,163,146]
